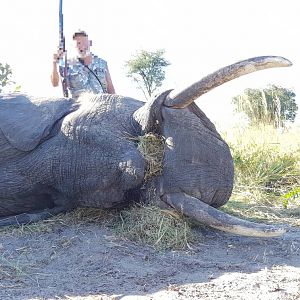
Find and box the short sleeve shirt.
[59,54,108,98]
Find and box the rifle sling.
[79,59,106,93]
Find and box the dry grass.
[51,207,116,226]
[110,203,196,251]
[0,205,197,252]
[0,208,115,237]
[136,133,165,180]
[222,199,300,227]
[226,125,300,207]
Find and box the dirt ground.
[0,213,300,300]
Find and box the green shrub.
[226,125,300,207]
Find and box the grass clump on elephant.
[0,56,291,237]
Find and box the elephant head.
[133,56,291,237]
[0,56,291,238]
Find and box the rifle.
[59,0,68,97]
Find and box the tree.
[232,85,298,127]
[125,49,170,100]
[0,62,14,92]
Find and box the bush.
[226,125,300,207]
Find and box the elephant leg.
[0,172,75,226]
[0,206,72,227]
[1,167,73,205]
[0,191,75,227]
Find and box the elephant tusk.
[162,193,286,238]
[164,56,292,109]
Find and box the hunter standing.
[51,30,115,98]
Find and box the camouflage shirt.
[59,54,108,98]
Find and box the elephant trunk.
[163,193,286,237]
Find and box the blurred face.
[73,35,91,58]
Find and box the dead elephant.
[0,56,291,237]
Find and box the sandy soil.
[0,216,299,300]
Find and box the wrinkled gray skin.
[0,56,292,237]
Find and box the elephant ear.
[0,93,77,151]
[133,90,172,134]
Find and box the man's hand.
[51,49,65,87]
[53,49,64,63]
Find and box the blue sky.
[1,0,299,126]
